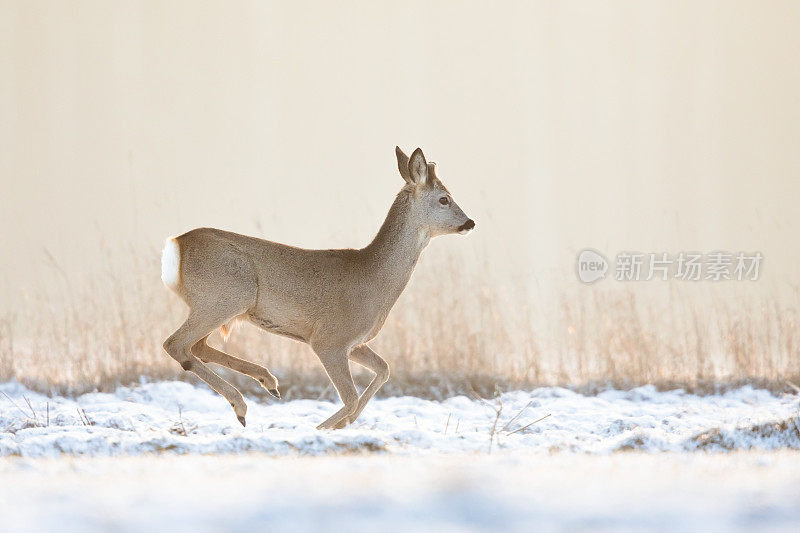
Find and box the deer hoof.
[268,388,281,400]
[237,415,246,427]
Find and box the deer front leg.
[313,345,358,430]
[192,337,281,399]
[333,344,390,429]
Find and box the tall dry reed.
[1,245,798,398]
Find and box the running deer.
[161,147,474,429]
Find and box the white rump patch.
[161,238,181,291]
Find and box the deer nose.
[458,219,475,233]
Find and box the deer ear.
[395,146,412,184]
[408,147,428,185]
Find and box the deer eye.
[439,196,450,206]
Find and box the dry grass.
[0,246,798,399]
[688,416,800,451]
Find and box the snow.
[1,452,800,532]
[1,381,798,457]
[2,381,800,531]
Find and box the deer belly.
[247,313,308,343]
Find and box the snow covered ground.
[2,452,800,532]
[2,381,800,531]
[1,381,799,456]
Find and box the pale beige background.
[1,1,799,312]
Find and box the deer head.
[395,146,475,237]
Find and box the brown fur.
[162,147,474,429]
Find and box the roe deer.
[161,147,474,429]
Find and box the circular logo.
[576,249,608,284]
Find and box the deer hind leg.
[163,308,249,426]
[313,344,358,430]
[333,344,390,429]
[192,337,281,399]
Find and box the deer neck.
[363,189,429,297]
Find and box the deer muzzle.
[457,219,475,235]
